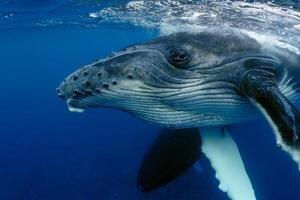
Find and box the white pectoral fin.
[200,127,256,200]
[241,68,300,170]
[254,101,300,171]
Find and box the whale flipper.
[200,127,256,200]
[241,68,300,169]
[137,128,200,192]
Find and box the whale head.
[57,31,260,127]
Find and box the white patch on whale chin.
[68,106,85,113]
[66,100,85,113]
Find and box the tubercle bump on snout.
[57,64,136,100]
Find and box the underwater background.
[1,0,300,199]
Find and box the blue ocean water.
[1,0,300,200]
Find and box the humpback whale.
[57,29,300,200]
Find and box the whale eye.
[168,46,191,68]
